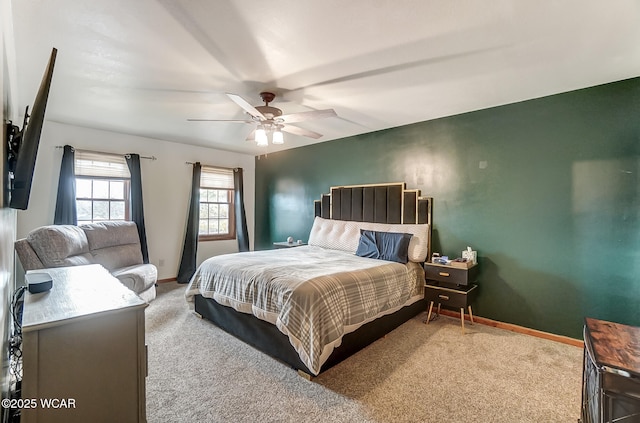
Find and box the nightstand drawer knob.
[438,295,449,300]
[439,272,450,277]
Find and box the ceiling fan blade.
[281,125,323,139]
[187,119,254,122]
[226,93,266,120]
[279,109,337,124]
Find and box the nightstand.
[423,262,479,333]
[273,241,306,248]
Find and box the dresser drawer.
[424,263,478,286]
[424,284,478,309]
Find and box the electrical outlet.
[158,259,165,267]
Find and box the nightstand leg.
[425,301,434,324]
[468,306,474,325]
[460,308,465,334]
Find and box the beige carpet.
[145,282,583,422]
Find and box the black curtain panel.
[53,145,77,225]
[177,162,202,283]
[125,153,150,264]
[234,167,250,252]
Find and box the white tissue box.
[462,250,477,264]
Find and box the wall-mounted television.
[5,47,57,210]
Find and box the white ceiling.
[9,0,640,156]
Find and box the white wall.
[16,121,255,280]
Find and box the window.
[199,166,235,241]
[75,150,131,225]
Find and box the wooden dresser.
[21,265,148,423]
[581,317,640,423]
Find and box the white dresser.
[21,264,148,423]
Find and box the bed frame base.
[194,294,427,376]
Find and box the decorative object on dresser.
[580,317,640,423]
[25,272,53,293]
[14,221,157,302]
[423,261,479,333]
[20,265,147,423]
[187,182,432,378]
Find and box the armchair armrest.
[15,239,45,271]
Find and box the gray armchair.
[15,221,156,302]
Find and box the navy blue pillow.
[355,230,413,264]
[355,230,380,259]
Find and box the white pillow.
[308,216,429,262]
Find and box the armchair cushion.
[82,221,144,270]
[26,225,93,268]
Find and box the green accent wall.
[255,77,640,339]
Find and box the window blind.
[200,166,234,189]
[75,150,130,178]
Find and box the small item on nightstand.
[462,246,477,264]
[296,240,303,245]
[450,258,473,269]
[433,255,449,265]
[287,236,294,243]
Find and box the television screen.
[9,47,57,210]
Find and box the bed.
[185,182,432,377]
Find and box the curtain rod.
[55,145,157,161]
[185,162,241,173]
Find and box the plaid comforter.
[185,246,423,375]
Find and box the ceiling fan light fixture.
[272,129,284,144]
[188,92,336,146]
[255,127,268,146]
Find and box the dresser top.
[585,317,640,377]
[22,264,147,332]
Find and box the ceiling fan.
[188,92,337,146]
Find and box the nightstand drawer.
[424,284,478,309]
[424,263,478,286]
